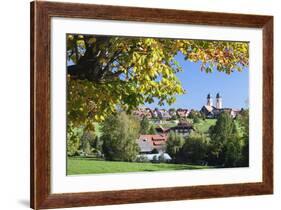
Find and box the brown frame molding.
[30,1,273,209]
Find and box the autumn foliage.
[67,34,249,129]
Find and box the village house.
[155,121,194,136]
[133,93,242,121]
[168,108,177,117]
[136,134,172,162]
[132,107,153,119]
[155,125,169,134]
[133,107,190,120]
[155,108,171,120]
[176,108,190,118]
[137,134,168,154]
[136,122,194,162]
[168,121,194,135]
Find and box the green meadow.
[67,157,211,175]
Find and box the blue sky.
[145,53,249,110]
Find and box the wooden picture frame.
[30,1,273,209]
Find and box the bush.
[178,133,208,164]
[135,155,150,163]
[166,131,185,160]
[67,124,83,156]
[101,112,140,161]
[81,131,95,156]
[193,116,201,124]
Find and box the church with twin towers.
[200,93,241,118]
[206,93,222,109]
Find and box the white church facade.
[200,93,241,118]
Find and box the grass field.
[149,119,193,129]
[194,119,217,133]
[67,157,211,175]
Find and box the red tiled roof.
[140,134,167,139]
[153,141,166,146]
[139,134,168,145]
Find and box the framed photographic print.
[30,1,273,209]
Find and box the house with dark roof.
[176,108,190,118]
[167,121,194,135]
[155,121,194,136]
[155,126,169,134]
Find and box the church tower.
[207,93,213,106]
[216,93,222,109]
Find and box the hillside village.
[132,93,242,120]
[133,93,245,162]
[67,93,249,174]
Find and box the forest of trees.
[165,111,249,167]
[67,110,249,168]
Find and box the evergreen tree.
[208,112,241,167]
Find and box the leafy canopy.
[67,35,249,127]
